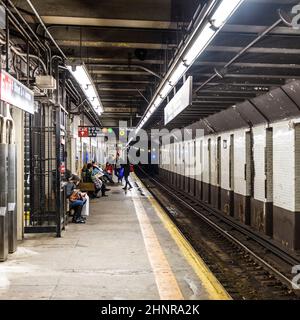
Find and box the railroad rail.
[136,167,300,300]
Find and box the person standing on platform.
[115,153,123,184]
[122,159,133,191]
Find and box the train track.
[136,167,300,300]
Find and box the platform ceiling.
[17,0,300,128]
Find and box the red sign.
[0,70,34,114]
[78,127,89,137]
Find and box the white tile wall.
[234,129,247,196]
[273,121,295,212]
[159,118,300,215]
[202,138,210,184]
[221,133,231,191]
[195,138,203,182]
[253,125,266,202]
[265,128,273,202]
[294,124,300,211]
[210,136,217,187]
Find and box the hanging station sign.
[78,126,102,138]
[164,76,193,125]
[0,70,34,114]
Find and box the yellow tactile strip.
[133,174,232,300]
[132,191,184,300]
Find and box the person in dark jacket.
[66,174,86,223]
[122,160,133,191]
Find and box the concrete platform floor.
[0,175,229,300]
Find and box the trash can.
[8,143,17,253]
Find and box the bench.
[78,182,95,192]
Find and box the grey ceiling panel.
[205,107,248,132]
[250,88,300,122]
[235,100,267,126]
[281,80,300,109]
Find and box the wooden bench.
[78,182,95,192]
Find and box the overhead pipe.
[25,0,102,126]
[26,0,67,60]
[194,18,283,93]
[2,0,50,63]
[1,2,39,53]
[0,36,47,74]
[0,37,47,74]
[86,63,162,80]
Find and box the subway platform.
[0,175,229,300]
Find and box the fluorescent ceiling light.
[212,0,244,28]
[67,64,103,115]
[150,105,156,113]
[160,82,172,99]
[154,96,163,107]
[169,63,187,86]
[136,0,245,130]
[184,0,245,66]
[184,23,215,66]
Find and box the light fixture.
[150,105,156,113]
[136,0,245,131]
[159,82,172,99]
[153,96,163,108]
[183,23,215,66]
[211,0,244,28]
[169,62,187,86]
[67,63,103,115]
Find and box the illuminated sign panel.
[0,70,34,114]
[78,126,103,138]
[164,76,192,125]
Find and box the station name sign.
[0,70,34,114]
[164,76,193,125]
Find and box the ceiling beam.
[194,81,283,87]
[195,89,267,94]
[192,101,237,104]
[102,98,144,102]
[221,24,300,36]
[196,94,256,99]
[92,70,151,75]
[99,88,146,92]
[57,39,175,50]
[73,57,164,65]
[206,45,300,55]
[194,61,300,69]
[95,80,153,84]
[196,73,300,80]
[37,15,179,30]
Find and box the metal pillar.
[7,142,17,253]
[55,61,61,237]
[0,115,8,260]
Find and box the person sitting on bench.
[66,174,87,223]
[86,163,109,197]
